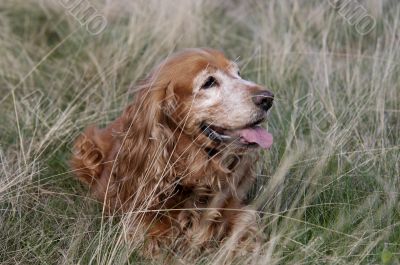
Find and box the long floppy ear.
[109,74,176,212]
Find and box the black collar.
[205,147,219,157]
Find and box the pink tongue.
[238,127,273,149]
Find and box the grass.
[0,0,399,264]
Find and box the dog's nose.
[252,90,274,112]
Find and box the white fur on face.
[191,62,263,129]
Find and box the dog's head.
[131,48,274,151]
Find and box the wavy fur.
[70,48,267,259]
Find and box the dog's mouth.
[200,118,273,149]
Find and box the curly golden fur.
[70,48,274,259]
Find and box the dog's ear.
[111,74,176,212]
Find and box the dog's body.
[71,48,274,257]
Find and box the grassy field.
[0,0,399,264]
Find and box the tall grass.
[0,0,399,264]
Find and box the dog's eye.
[237,71,241,77]
[201,76,218,89]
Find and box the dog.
[71,48,274,258]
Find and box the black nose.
[252,90,274,112]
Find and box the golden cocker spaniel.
[71,48,274,258]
